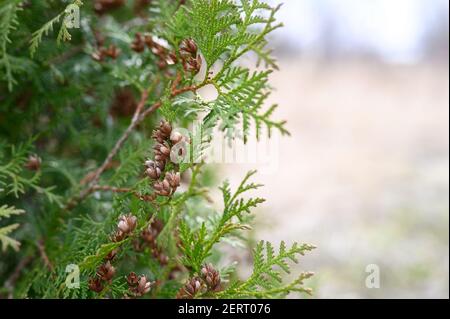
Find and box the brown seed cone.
[165,171,181,189]
[152,120,172,142]
[117,214,137,234]
[170,131,184,145]
[201,263,221,291]
[102,44,121,59]
[179,38,198,59]
[176,277,203,299]
[153,180,171,196]
[153,142,171,158]
[88,277,104,293]
[129,275,153,297]
[25,155,41,171]
[183,55,202,74]
[105,248,119,261]
[126,272,139,286]
[96,261,116,282]
[144,160,162,179]
[131,33,146,52]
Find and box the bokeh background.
[211,0,449,298]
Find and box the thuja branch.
[65,81,205,210]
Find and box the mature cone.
[153,142,171,162]
[170,131,184,145]
[201,263,221,291]
[105,248,119,261]
[127,272,139,286]
[152,120,172,143]
[165,171,180,189]
[117,214,138,234]
[97,261,116,281]
[179,38,198,59]
[111,230,126,242]
[176,277,203,299]
[102,44,121,59]
[88,277,104,293]
[142,224,159,243]
[25,155,41,171]
[129,275,153,296]
[153,179,171,196]
[144,160,162,180]
[131,33,146,52]
[183,55,202,74]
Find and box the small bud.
[157,59,168,70]
[127,272,139,286]
[136,275,153,295]
[165,171,180,189]
[97,261,116,281]
[152,120,172,143]
[167,52,178,65]
[129,274,153,297]
[200,263,221,291]
[25,155,41,171]
[131,33,145,52]
[176,277,203,299]
[103,44,121,59]
[111,230,125,242]
[159,120,172,137]
[142,227,158,243]
[117,214,137,234]
[183,55,202,74]
[105,248,118,261]
[153,180,171,196]
[170,131,184,144]
[88,277,104,293]
[145,160,162,180]
[179,38,198,59]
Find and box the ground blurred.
[206,0,450,299]
[212,58,449,298]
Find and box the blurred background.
[213,0,449,298]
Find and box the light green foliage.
[0,204,24,252]
[167,0,288,141]
[0,0,23,91]
[219,241,316,298]
[29,0,84,57]
[0,139,61,204]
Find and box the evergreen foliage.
[0,0,314,299]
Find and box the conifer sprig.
[0,0,315,299]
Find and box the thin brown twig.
[65,89,150,209]
[91,185,133,193]
[37,239,54,272]
[4,255,33,296]
[65,79,202,210]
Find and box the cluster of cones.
[176,263,222,299]
[145,120,189,197]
